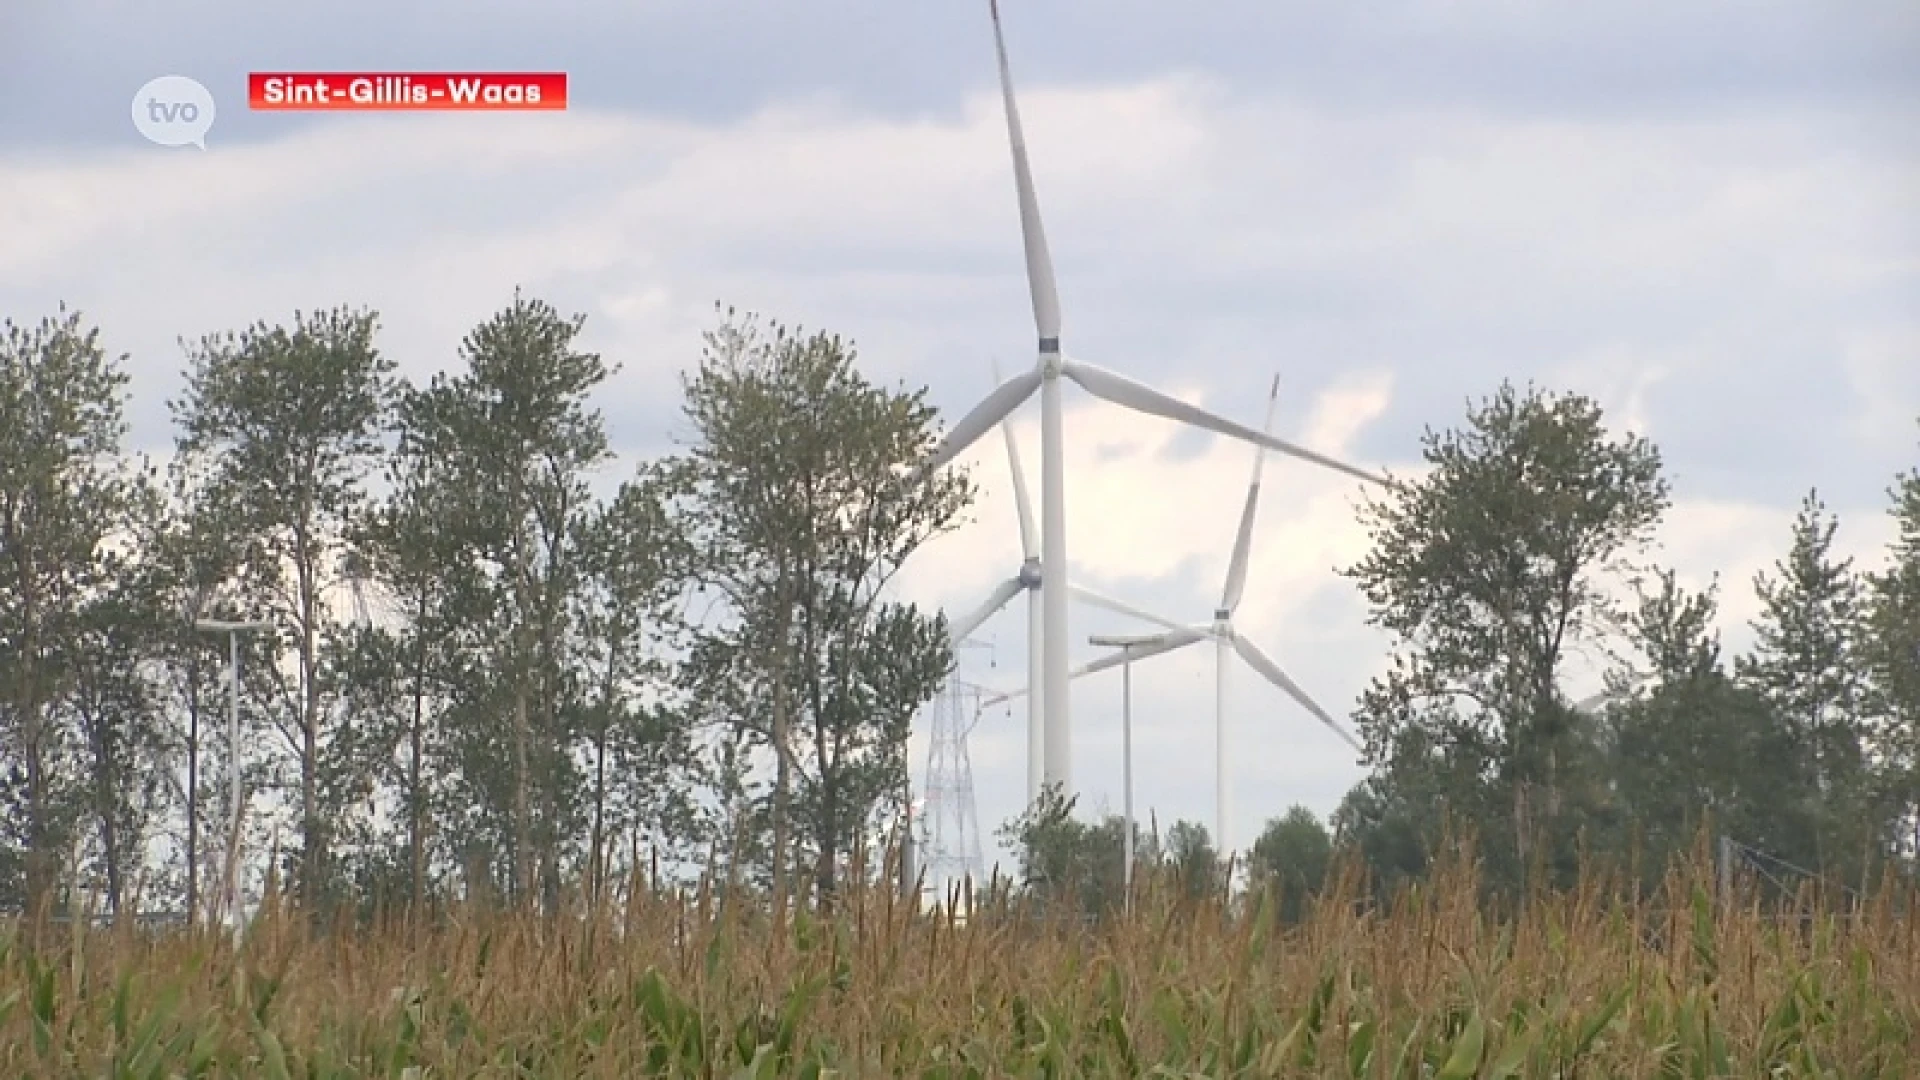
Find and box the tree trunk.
[186,666,201,923]
[590,724,608,906]
[407,671,425,911]
[89,701,124,914]
[511,686,532,904]
[511,520,535,906]
[771,664,792,916]
[22,660,52,915]
[294,509,325,913]
[769,594,794,924]
[589,625,623,907]
[11,553,54,918]
[813,714,837,911]
[815,843,836,913]
[402,580,431,912]
[100,806,123,916]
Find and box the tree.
[149,467,244,921]
[1164,820,1226,901]
[675,307,971,910]
[1248,806,1333,923]
[60,476,171,916]
[1737,490,1876,880]
[1341,382,1670,891]
[1862,427,1920,867]
[1604,570,1813,887]
[994,785,1158,917]
[407,292,610,907]
[571,467,697,903]
[171,306,398,910]
[0,307,137,914]
[1331,774,1432,899]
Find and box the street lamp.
[1090,633,1161,912]
[193,617,273,941]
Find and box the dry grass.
[3,840,1917,1077]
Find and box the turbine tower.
[945,366,1186,804]
[1070,375,1362,855]
[927,0,1387,803]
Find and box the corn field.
[3,840,1916,1078]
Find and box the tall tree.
[338,391,478,910]
[171,306,398,909]
[52,467,173,916]
[675,307,971,909]
[149,466,242,922]
[1604,570,1812,886]
[411,292,610,906]
[0,307,136,914]
[1862,429,1920,866]
[1341,382,1670,890]
[571,467,696,903]
[1737,490,1876,879]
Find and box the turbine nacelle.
[1018,558,1042,588]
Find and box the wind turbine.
[926,0,1387,801]
[1067,374,1361,856]
[946,367,1188,804]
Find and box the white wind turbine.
[926,0,1387,802]
[1065,374,1362,857]
[944,371,1188,805]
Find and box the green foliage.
[171,304,400,910]
[1341,381,1671,894]
[3,278,1917,1071]
[1604,571,1813,882]
[1738,490,1876,880]
[0,305,138,913]
[1248,806,1333,923]
[673,306,972,906]
[393,290,617,907]
[1863,431,1920,864]
[572,467,702,899]
[996,785,1180,916]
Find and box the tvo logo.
[133,76,216,148]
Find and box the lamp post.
[193,618,273,941]
[1090,633,1161,912]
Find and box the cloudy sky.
[5,0,1918,874]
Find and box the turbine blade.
[1230,634,1362,753]
[1060,360,1388,487]
[989,0,1063,347]
[948,576,1026,645]
[1068,584,1186,633]
[1221,373,1282,613]
[993,361,1039,559]
[1080,626,1208,677]
[926,368,1042,474]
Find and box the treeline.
[0,297,969,922]
[1002,386,1920,917]
[4,296,1918,926]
